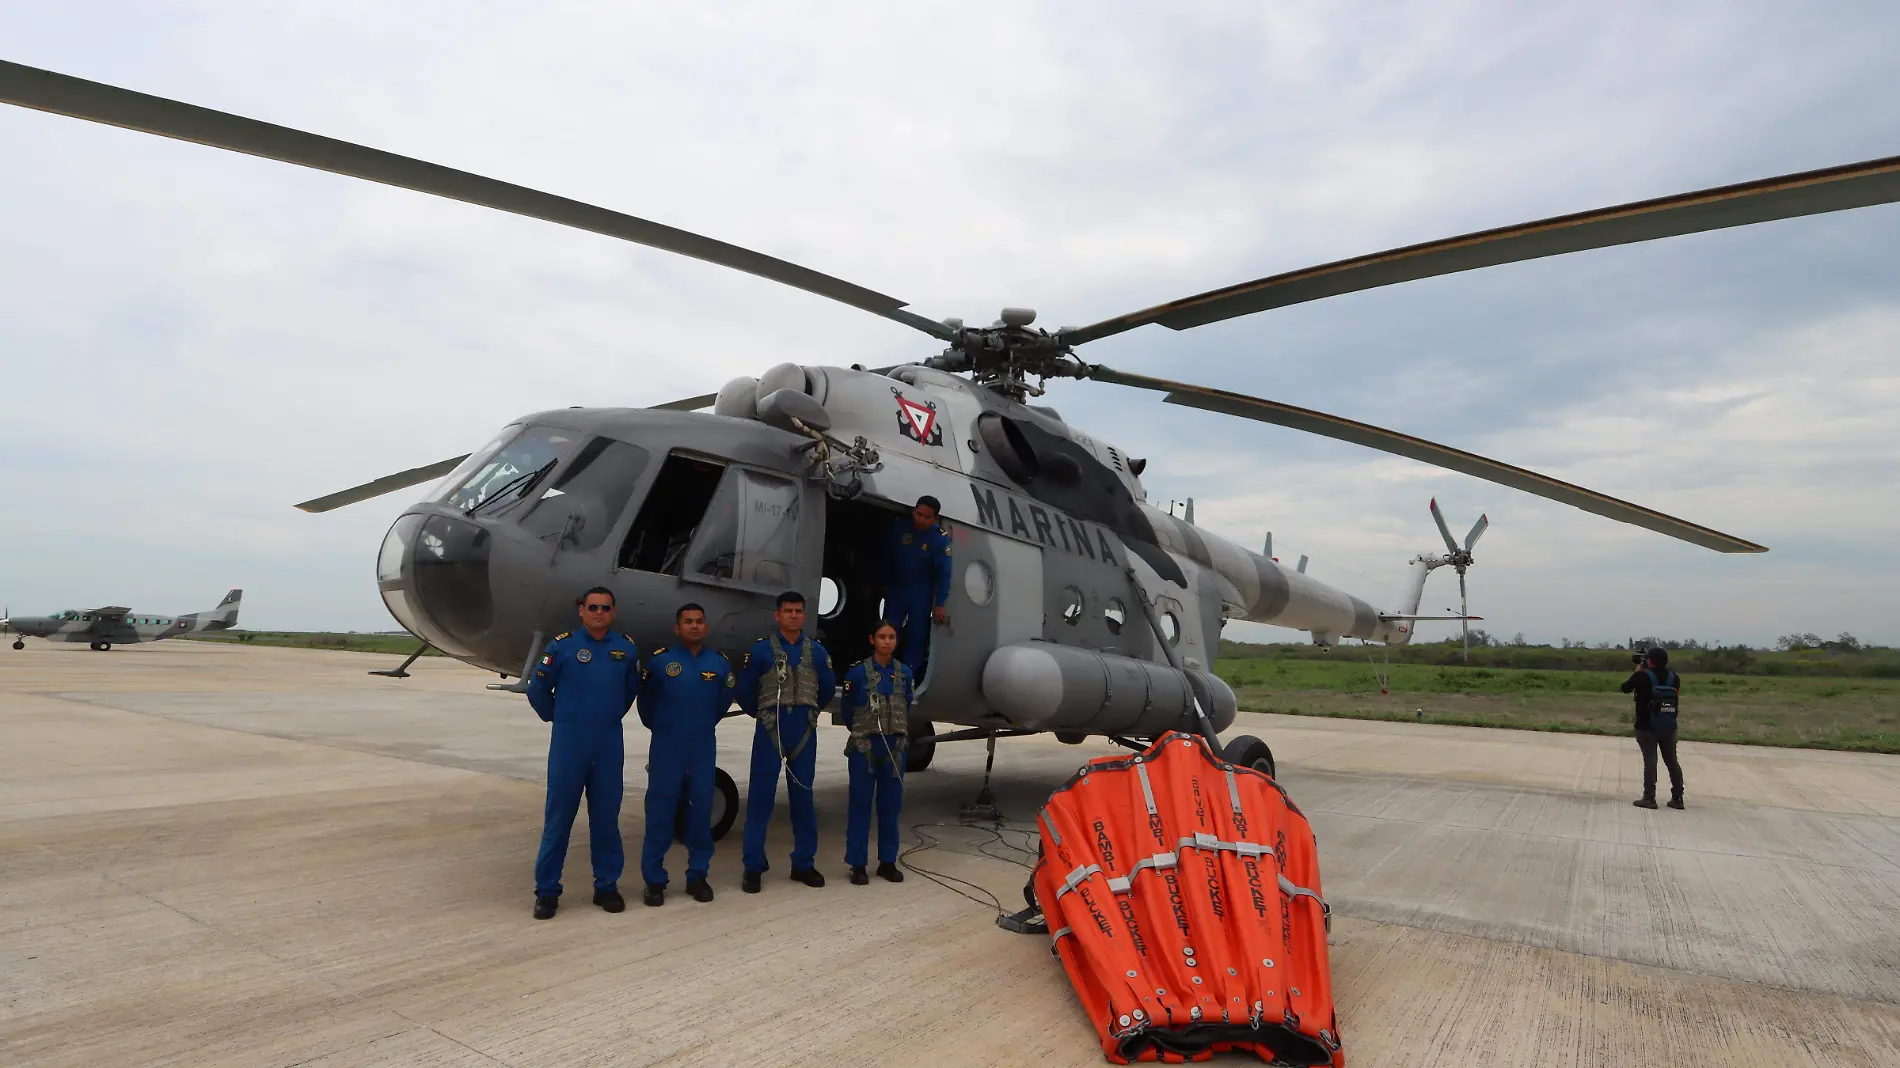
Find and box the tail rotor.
[1430,499,1489,663]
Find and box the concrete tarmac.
[3,640,1898,1066]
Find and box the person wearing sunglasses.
[526,586,642,919]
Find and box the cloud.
[1,1,1897,643]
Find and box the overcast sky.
[3,2,1897,647]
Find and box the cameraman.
[1620,647,1684,810]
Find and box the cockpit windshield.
[433,425,581,512]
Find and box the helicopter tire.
[1054,730,1088,745]
[905,721,936,773]
[677,767,741,843]
[11,640,23,650]
[1221,734,1276,779]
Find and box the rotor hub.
[923,310,1089,401]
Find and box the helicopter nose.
[377,512,494,657]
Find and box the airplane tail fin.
[205,589,241,630]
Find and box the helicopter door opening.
[817,495,907,676]
[619,454,727,575]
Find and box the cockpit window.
[683,468,802,591]
[620,454,727,575]
[433,425,581,512]
[519,437,650,550]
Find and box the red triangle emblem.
[897,396,937,442]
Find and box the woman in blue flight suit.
[839,621,911,885]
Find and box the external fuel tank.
[981,641,1239,737]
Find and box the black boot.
[790,867,826,888]
[849,866,869,885]
[594,887,626,913]
[686,878,715,903]
[1633,797,1658,809]
[642,883,664,907]
[1667,796,1685,810]
[533,895,558,920]
[877,862,905,884]
[742,871,762,894]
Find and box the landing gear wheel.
[99,643,111,652]
[677,767,741,843]
[1222,734,1276,779]
[905,719,936,773]
[11,640,22,650]
[1054,730,1088,746]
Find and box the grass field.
[187,631,1900,754]
[188,631,438,656]
[1215,656,1900,753]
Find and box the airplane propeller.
[1430,498,1489,664]
[6,58,1896,544]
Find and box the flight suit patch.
[725,672,737,687]
[666,662,683,676]
[609,650,627,660]
[576,648,592,663]
[540,654,553,666]
[700,671,719,681]
[902,532,913,545]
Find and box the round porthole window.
[1061,586,1084,626]
[1104,598,1126,635]
[1162,611,1180,645]
[964,559,995,605]
[818,577,845,619]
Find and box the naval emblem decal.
[893,390,943,446]
[576,647,592,663]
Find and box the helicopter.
[4,60,1895,794]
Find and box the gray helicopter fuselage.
[374,365,1417,736]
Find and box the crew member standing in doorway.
[1622,646,1686,810]
[736,591,836,893]
[527,587,641,919]
[880,495,952,675]
[840,620,911,885]
[636,603,735,906]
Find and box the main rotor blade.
[294,390,717,512]
[1429,497,1459,555]
[295,455,468,513]
[1063,153,1900,345]
[0,61,953,342]
[1087,365,1767,553]
[1465,513,1490,551]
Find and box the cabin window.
[1104,598,1126,635]
[1161,611,1180,645]
[519,437,649,550]
[619,454,727,575]
[682,469,801,590]
[1060,586,1084,626]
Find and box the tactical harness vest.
[757,632,821,762]
[848,657,911,766]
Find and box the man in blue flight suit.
[879,495,953,675]
[636,603,736,906]
[735,590,836,894]
[527,586,641,920]
[840,620,911,885]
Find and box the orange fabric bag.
[1034,732,1343,1065]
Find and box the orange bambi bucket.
[1033,733,1343,1065]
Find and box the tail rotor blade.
[1465,514,1490,552]
[1430,497,1459,555]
